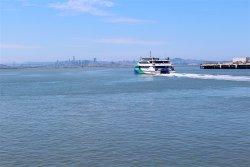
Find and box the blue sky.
[0,0,249,63]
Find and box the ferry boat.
[134,57,175,74]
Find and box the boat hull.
[134,67,175,75]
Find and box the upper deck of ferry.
[139,57,171,64]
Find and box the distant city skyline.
[0,0,249,63]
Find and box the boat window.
[155,66,169,68]
[155,61,169,63]
[139,66,151,68]
[141,58,159,61]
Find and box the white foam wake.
[158,73,250,82]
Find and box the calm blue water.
[0,66,250,167]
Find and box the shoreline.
[0,66,133,70]
[0,65,201,70]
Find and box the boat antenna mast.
[150,50,152,58]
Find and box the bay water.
[0,66,250,166]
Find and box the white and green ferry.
[134,57,175,74]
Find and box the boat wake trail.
[158,73,250,82]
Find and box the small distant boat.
[134,57,175,74]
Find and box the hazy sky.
[0,0,249,63]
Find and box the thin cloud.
[0,44,42,49]
[104,17,154,24]
[66,44,89,48]
[17,0,36,7]
[95,38,168,45]
[49,0,114,16]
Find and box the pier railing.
[200,62,250,69]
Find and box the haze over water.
[0,67,250,166]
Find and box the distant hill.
[171,58,204,66]
[0,64,10,68]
